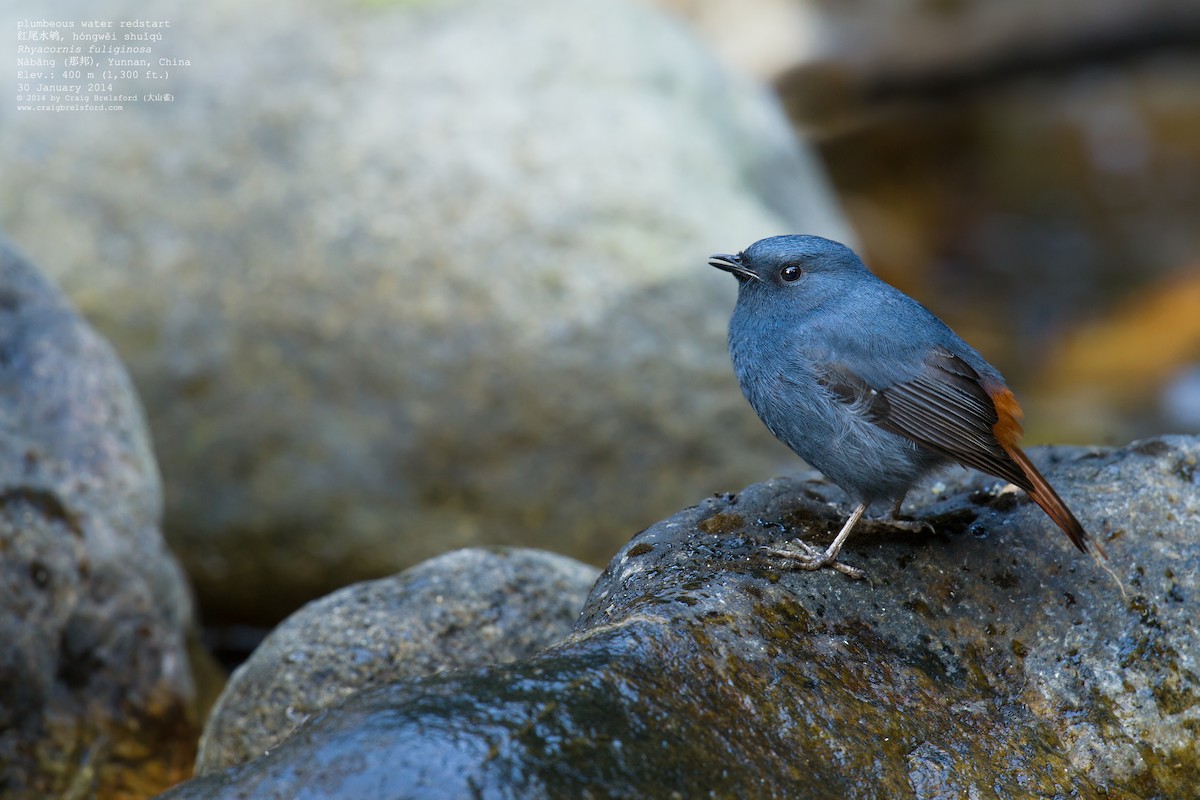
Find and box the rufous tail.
[983,379,1095,555]
[1002,443,1091,553]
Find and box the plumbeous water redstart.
[710,234,1089,579]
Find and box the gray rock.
[196,547,599,773]
[0,238,200,798]
[156,437,1198,798]
[0,0,852,625]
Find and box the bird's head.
[709,235,870,309]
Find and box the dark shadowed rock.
[0,238,200,798]
[159,437,1198,798]
[196,548,599,773]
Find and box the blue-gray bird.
[710,234,1089,578]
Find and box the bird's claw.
[883,518,935,535]
[763,541,866,580]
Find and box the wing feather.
[817,349,1030,490]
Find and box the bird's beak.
[708,253,759,282]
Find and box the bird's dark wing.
[817,347,1090,552]
[815,348,1028,490]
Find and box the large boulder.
[0,238,201,798]
[0,0,852,625]
[160,436,1198,798]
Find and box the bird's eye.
[780,265,802,282]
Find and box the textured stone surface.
[0,238,200,798]
[0,0,851,626]
[159,437,1198,798]
[196,547,599,773]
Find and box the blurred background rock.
[3,0,1199,664]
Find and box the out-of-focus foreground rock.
[0,238,202,798]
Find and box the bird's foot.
[878,517,935,535]
[883,503,936,534]
[886,498,935,535]
[763,540,866,580]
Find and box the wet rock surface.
[0,238,201,798]
[196,548,599,774]
[161,437,1198,798]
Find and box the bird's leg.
[884,495,934,534]
[765,502,867,580]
